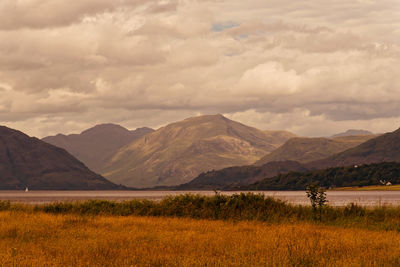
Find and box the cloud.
[0,0,184,30]
[238,62,301,96]
[1,0,400,137]
[0,0,112,30]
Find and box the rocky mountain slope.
[43,124,154,172]
[0,126,120,190]
[102,114,295,188]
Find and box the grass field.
[1,211,400,266]
[331,184,400,191]
[2,194,400,266]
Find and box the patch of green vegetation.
[2,193,400,231]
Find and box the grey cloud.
[145,1,179,14]
[305,102,400,121]
[226,21,331,37]
[0,0,178,30]
[1,0,400,137]
[0,0,114,30]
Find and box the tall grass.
[1,212,400,266]
[2,194,400,265]
[2,193,400,231]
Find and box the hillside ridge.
[0,125,120,190]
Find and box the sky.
[1,0,400,138]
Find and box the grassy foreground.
[2,193,400,266]
[1,211,400,266]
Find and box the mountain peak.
[81,123,130,136]
[182,114,228,123]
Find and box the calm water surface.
[1,190,400,206]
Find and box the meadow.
[2,193,400,266]
[2,211,400,266]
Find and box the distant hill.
[256,135,376,165]
[247,162,400,190]
[178,128,395,190]
[178,161,307,190]
[43,124,154,172]
[0,126,120,190]
[331,129,373,138]
[102,114,295,188]
[309,127,400,169]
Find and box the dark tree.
[306,184,327,220]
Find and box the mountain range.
[3,113,394,190]
[0,126,120,190]
[101,114,295,188]
[186,126,400,190]
[309,127,400,169]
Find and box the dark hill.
[43,124,154,172]
[178,160,307,190]
[247,162,400,190]
[0,126,120,190]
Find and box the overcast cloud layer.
[1,0,400,137]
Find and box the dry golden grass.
[1,211,400,266]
